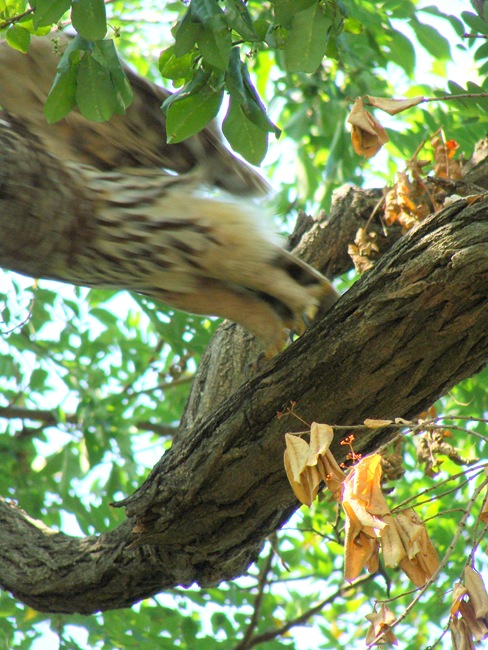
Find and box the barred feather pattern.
[0,40,338,356]
[60,165,337,356]
[0,34,269,196]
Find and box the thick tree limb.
[0,176,487,612]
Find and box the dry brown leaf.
[344,454,390,518]
[347,97,389,158]
[384,187,401,226]
[395,508,439,586]
[464,566,488,619]
[308,422,334,461]
[364,419,394,428]
[379,514,407,568]
[432,136,463,180]
[284,424,346,506]
[459,601,488,642]
[348,228,380,273]
[451,582,469,616]
[450,616,476,650]
[284,434,310,482]
[310,422,347,500]
[365,603,398,646]
[365,94,424,115]
[344,522,380,581]
[342,454,394,581]
[284,434,322,506]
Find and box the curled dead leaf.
[344,522,380,582]
[364,419,393,428]
[379,514,407,568]
[284,433,322,506]
[365,94,424,115]
[459,601,488,642]
[348,227,380,273]
[365,603,398,646]
[310,422,346,500]
[342,454,394,581]
[464,566,488,619]
[283,424,346,506]
[395,508,439,586]
[450,616,476,650]
[347,97,389,158]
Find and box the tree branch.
[234,545,275,650]
[0,186,487,612]
[232,574,374,649]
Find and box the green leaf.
[474,41,488,61]
[44,62,77,123]
[225,48,280,137]
[388,29,416,77]
[32,0,70,28]
[71,0,107,41]
[189,0,231,69]
[410,19,451,60]
[343,16,363,34]
[159,46,195,80]
[225,47,250,105]
[174,8,202,58]
[420,6,465,37]
[274,0,316,28]
[162,68,211,113]
[29,368,49,390]
[5,24,30,52]
[253,18,272,41]
[461,10,488,35]
[166,83,223,143]
[285,4,333,73]
[76,52,117,121]
[223,0,257,40]
[196,15,232,69]
[190,0,224,25]
[222,98,268,165]
[90,39,133,110]
[264,24,288,49]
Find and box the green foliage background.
[0,1,487,648]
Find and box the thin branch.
[231,574,374,650]
[420,92,488,103]
[0,8,34,29]
[368,476,488,647]
[0,406,177,438]
[390,465,486,513]
[233,546,275,650]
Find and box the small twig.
[234,546,275,650]
[424,92,488,103]
[231,574,374,650]
[0,406,177,438]
[390,464,486,512]
[428,623,451,649]
[463,32,488,39]
[367,476,488,647]
[0,8,34,29]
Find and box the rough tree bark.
[0,120,487,614]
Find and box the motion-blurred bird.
[0,36,338,356]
